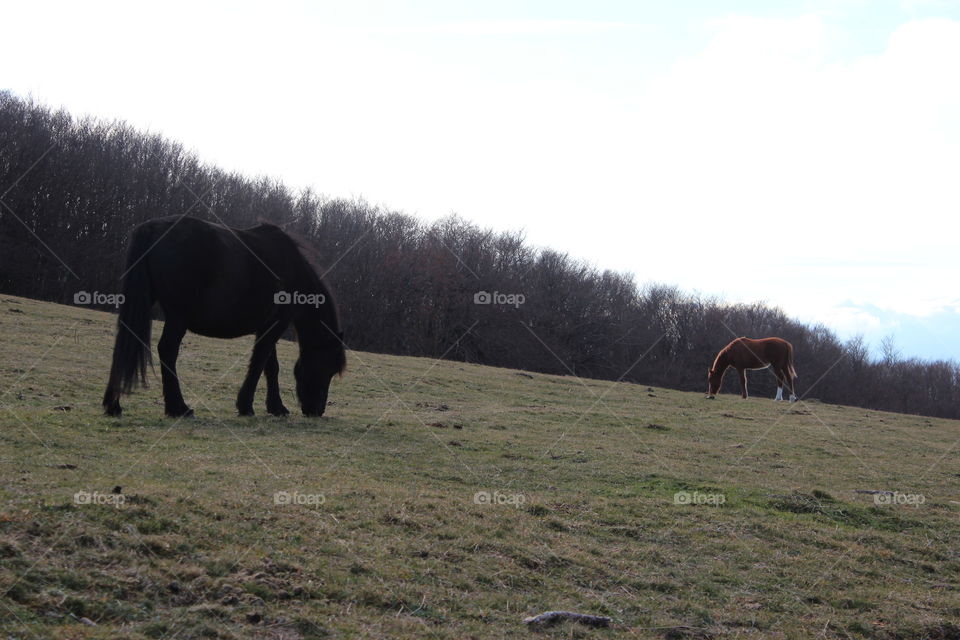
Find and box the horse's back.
[131,217,295,337]
[137,217,243,291]
[726,337,792,367]
[136,216,299,279]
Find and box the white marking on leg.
[775,387,783,401]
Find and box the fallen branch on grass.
[523,611,612,628]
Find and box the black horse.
[102,216,346,418]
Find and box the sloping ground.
[1,294,958,639]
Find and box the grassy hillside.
[1,294,958,639]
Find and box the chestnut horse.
[707,337,797,401]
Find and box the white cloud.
[560,14,960,332]
[810,299,960,361]
[363,19,652,37]
[820,305,884,335]
[623,14,960,243]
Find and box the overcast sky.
[5,0,960,360]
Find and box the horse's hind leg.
[158,321,193,417]
[786,373,798,402]
[237,325,286,416]
[263,345,289,416]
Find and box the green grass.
[1,294,959,639]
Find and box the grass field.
[1,294,959,639]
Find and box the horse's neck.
[713,350,730,371]
[295,304,339,343]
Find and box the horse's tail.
[787,342,798,379]
[102,224,155,415]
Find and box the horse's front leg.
[263,344,289,416]
[236,325,287,416]
[738,368,748,399]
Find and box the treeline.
[2,91,959,418]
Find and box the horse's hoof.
[267,406,290,417]
[705,395,715,400]
[104,405,123,417]
[238,407,255,417]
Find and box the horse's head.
[294,336,346,417]
[706,367,723,399]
